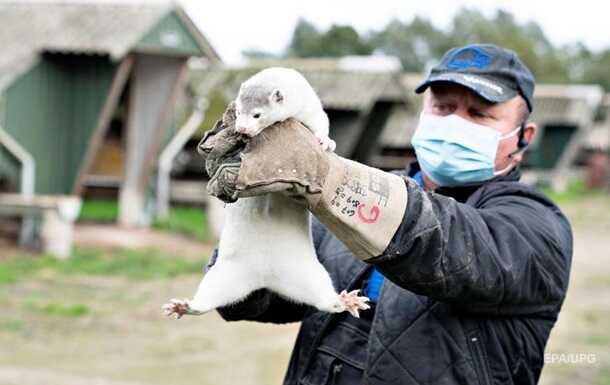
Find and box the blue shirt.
[363,171,423,303]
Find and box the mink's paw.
[316,134,336,152]
[339,289,370,318]
[162,298,192,319]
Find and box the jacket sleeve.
[368,178,573,316]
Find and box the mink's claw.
[339,289,370,318]
[316,134,336,152]
[162,298,192,319]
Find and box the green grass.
[541,179,609,204]
[80,200,209,241]
[585,274,610,288]
[153,205,209,241]
[0,254,48,284]
[41,303,90,318]
[0,247,204,284]
[0,319,25,332]
[20,299,90,318]
[585,333,610,346]
[79,199,118,222]
[596,367,610,385]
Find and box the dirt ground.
[73,224,214,260]
[1,197,609,385]
[538,198,610,385]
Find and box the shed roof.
[191,57,408,111]
[0,1,220,91]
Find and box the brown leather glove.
[199,103,408,261]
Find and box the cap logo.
[462,74,503,94]
[447,46,491,70]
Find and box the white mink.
[234,67,335,151]
[163,68,368,319]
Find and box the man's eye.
[253,113,261,119]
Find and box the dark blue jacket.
[212,165,573,385]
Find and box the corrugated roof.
[0,2,219,91]
[192,59,408,111]
[301,70,405,110]
[247,58,407,110]
[378,104,418,148]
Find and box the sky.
[8,0,608,65]
[178,0,610,65]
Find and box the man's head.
[412,44,537,188]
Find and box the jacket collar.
[406,161,522,203]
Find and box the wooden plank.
[170,180,208,204]
[138,59,188,191]
[119,55,187,226]
[352,101,396,163]
[71,55,134,195]
[174,7,222,63]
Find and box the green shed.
[524,84,604,189]
[0,2,220,225]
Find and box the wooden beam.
[71,55,134,195]
[174,7,222,63]
[136,59,189,192]
[118,55,187,226]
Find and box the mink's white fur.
[234,67,335,151]
[163,68,368,319]
[186,193,348,315]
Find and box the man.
[202,44,573,385]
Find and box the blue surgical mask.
[411,113,521,187]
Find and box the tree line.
[243,8,610,90]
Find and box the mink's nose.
[235,126,246,134]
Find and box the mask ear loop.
[508,123,529,158]
[495,123,529,176]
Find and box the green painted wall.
[525,124,577,169]
[0,144,20,192]
[2,54,116,194]
[136,11,203,56]
[0,92,20,191]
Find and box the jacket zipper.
[330,363,343,385]
[301,264,370,380]
[468,331,492,385]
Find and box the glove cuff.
[309,155,408,260]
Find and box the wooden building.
[0,2,220,226]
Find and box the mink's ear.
[271,89,284,104]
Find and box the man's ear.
[271,89,284,104]
[511,121,537,162]
[523,121,537,146]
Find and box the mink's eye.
[253,113,261,119]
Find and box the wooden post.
[118,54,187,227]
[72,56,134,195]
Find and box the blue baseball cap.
[415,44,535,112]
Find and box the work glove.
[198,103,408,261]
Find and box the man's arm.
[201,116,572,316]
[369,179,573,316]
